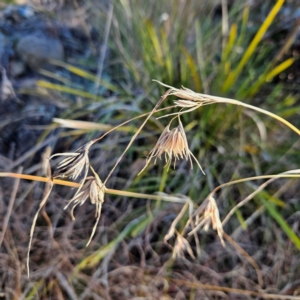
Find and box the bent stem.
[210,97,300,136]
[155,80,300,137]
[201,170,300,226]
[92,105,176,144]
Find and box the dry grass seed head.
[139,117,204,174]
[63,164,106,246]
[189,195,225,247]
[64,176,95,220]
[86,165,106,246]
[171,86,200,101]
[50,141,94,180]
[172,231,195,260]
[174,99,200,108]
[155,81,215,104]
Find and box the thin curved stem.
[92,105,176,144]
[199,169,300,226]
[154,80,300,137]
[210,171,300,196]
[103,89,171,185]
[221,176,276,226]
[210,97,300,136]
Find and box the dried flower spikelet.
[64,168,105,221]
[189,196,225,247]
[50,141,94,179]
[170,86,214,104]
[86,166,106,246]
[139,117,204,174]
[174,99,200,108]
[64,176,94,220]
[171,87,198,101]
[89,172,105,216]
[172,232,195,260]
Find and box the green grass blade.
[261,198,300,251]
[37,80,98,99]
[222,0,285,92]
[131,216,152,237]
[145,20,163,63]
[160,28,173,83]
[49,60,120,92]
[182,47,202,91]
[76,215,149,270]
[50,60,97,81]
[266,58,295,81]
[25,279,43,299]
[242,58,294,97]
[236,4,250,47]
[222,23,237,63]
[259,190,285,207]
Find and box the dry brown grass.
[1,0,300,298]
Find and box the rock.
[1,67,17,101]
[16,35,64,70]
[3,5,35,22]
[0,32,5,61]
[10,60,26,77]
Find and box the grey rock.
[16,35,64,70]
[10,60,26,77]
[1,67,17,101]
[3,5,35,22]
[18,6,35,19]
[0,32,5,60]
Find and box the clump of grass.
[14,79,300,276]
[1,0,300,297]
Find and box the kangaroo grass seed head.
[155,81,215,104]
[172,231,195,260]
[174,99,201,108]
[50,141,94,180]
[170,86,200,101]
[89,166,106,211]
[189,195,225,247]
[64,176,95,220]
[63,165,106,245]
[87,165,106,246]
[139,117,205,175]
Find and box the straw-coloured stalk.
[188,195,225,247]
[27,181,53,277]
[139,116,205,175]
